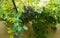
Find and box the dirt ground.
[47,24,60,38]
[0,21,9,38]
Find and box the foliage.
[0,0,60,38]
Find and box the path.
[0,21,9,38]
[47,24,60,38]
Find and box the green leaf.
[17,26,22,32]
[18,3,23,9]
[7,28,13,34]
[29,0,33,4]
[7,0,12,3]
[9,34,14,38]
[23,25,28,30]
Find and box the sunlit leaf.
[9,34,14,38]
[23,25,28,30]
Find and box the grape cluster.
[19,6,58,38]
[20,6,40,23]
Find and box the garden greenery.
[0,0,60,38]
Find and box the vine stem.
[12,0,18,13]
